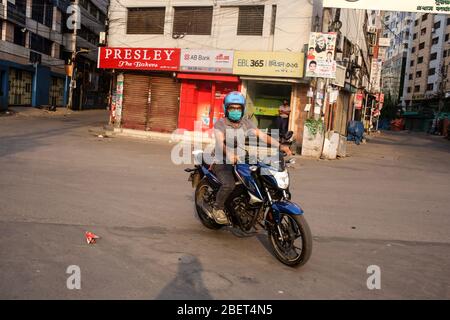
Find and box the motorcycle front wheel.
[194,180,224,230]
[268,214,312,267]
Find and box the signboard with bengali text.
[323,0,450,14]
[180,49,234,74]
[233,51,304,78]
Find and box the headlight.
[270,169,289,189]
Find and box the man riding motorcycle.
[211,91,281,225]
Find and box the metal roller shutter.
[147,76,180,133]
[122,74,150,130]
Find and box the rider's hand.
[227,154,238,164]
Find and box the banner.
[305,32,337,78]
[370,58,383,93]
[233,51,304,78]
[323,0,450,14]
[98,48,180,71]
[355,93,364,110]
[180,49,234,74]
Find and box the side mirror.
[286,158,296,165]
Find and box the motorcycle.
[184,146,312,267]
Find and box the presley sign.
[323,0,450,14]
[98,48,180,71]
[180,49,234,74]
[233,51,304,78]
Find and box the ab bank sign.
[323,0,450,14]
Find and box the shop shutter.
[147,76,180,132]
[122,74,150,130]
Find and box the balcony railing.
[0,3,5,20]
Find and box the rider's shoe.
[212,208,229,225]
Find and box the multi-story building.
[1,0,67,110]
[322,7,374,133]
[402,13,450,111]
[104,0,319,142]
[444,17,450,98]
[0,0,108,111]
[67,0,109,110]
[380,11,414,106]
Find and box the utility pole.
[67,0,79,110]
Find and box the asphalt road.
[0,109,449,299]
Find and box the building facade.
[402,13,450,111]
[1,0,68,110]
[380,11,414,106]
[0,0,108,111]
[104,0,318,141]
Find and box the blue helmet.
[223,91,246,115]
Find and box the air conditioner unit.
[368,26,377,34]
[99,32,106,45]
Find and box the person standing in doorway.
[278,99,291,137]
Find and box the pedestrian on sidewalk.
[278,99,291,137]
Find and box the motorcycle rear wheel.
[268,214,312,267]
[195,180,224,230]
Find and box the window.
[417,56,424,64]
[270,5,277,35]
[415,19,419,26]
[432,37,439,45]
[433,21,441,30]
[409,74,413,80]
[422,14,428,21]
[407,87,412,93]
[414,85,420,92]
[430,52,438,61]
[413,33,417,40]
[419,42,425,50]
[416,71,422,78]
[89,3,99,19]
[30,33,52,56]
[127,7,165,35]
[429,68,436,76]
[412,47,416,53]
[237,6,265,36]
[173,6,213,35]
[31,0,53,28]
[421,28,426,36]
[447,18,450,25]
[427,83,434,91]
[410,60,414,67]
[78,25,99,45]
[13,25,26,46]
[445,34,449,42]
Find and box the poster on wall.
[180,50,234,74]
[305,32,337,78]
[322,0,450,14]
[354,93,364,110]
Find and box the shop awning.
[238,76,308,84]
[176,73,240,82]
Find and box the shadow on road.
[156,255,213,300]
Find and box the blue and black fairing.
[271,201,304,224]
